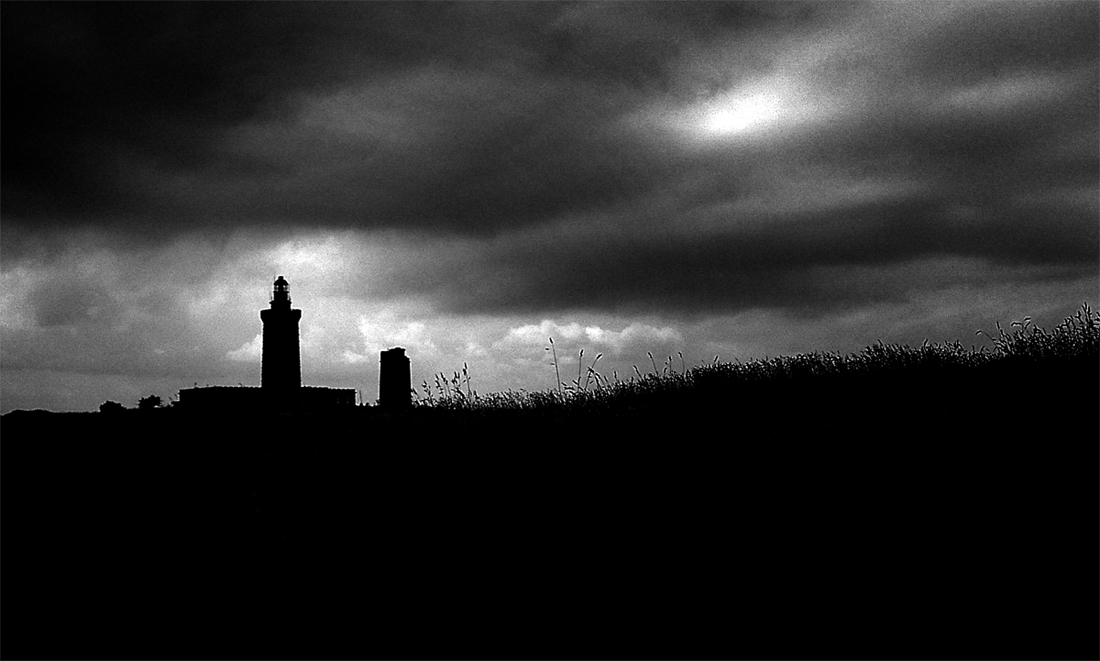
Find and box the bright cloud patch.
[504,320,682,356]
[227,334,263,362]
[0,266,41,331]
[352,310,439,361]
[703,92,784,134]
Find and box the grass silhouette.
[469,304,1096,400]
[406,303,1098,436]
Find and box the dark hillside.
[3,310,1097,659]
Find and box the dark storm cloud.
[2,1,1097,319]
[393,190,1096,317]
[384,0,1096,316]
[191,75,666,233]
[0,2,543,221]
[0,1,831,234]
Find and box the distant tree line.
[99,394,165,413]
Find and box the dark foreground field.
[3,318,1098,659]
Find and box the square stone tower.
[379,347,411,409]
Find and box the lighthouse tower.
[260,276,302,392]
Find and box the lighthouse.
[177,275,356,411]
[260,276,302,392]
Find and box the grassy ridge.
[354,303,1099,449]
[2,306,1097,659]
[417,303,1098,414]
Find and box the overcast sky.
[2,1,1097,412]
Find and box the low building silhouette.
[177,385,355,411]
[178,276,356,412]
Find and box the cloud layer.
[2,2,1096,411]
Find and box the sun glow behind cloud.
[640,71,845,149]
[701,90,784,135]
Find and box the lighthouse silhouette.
[175,275,356,411]
[260,276,302,392]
